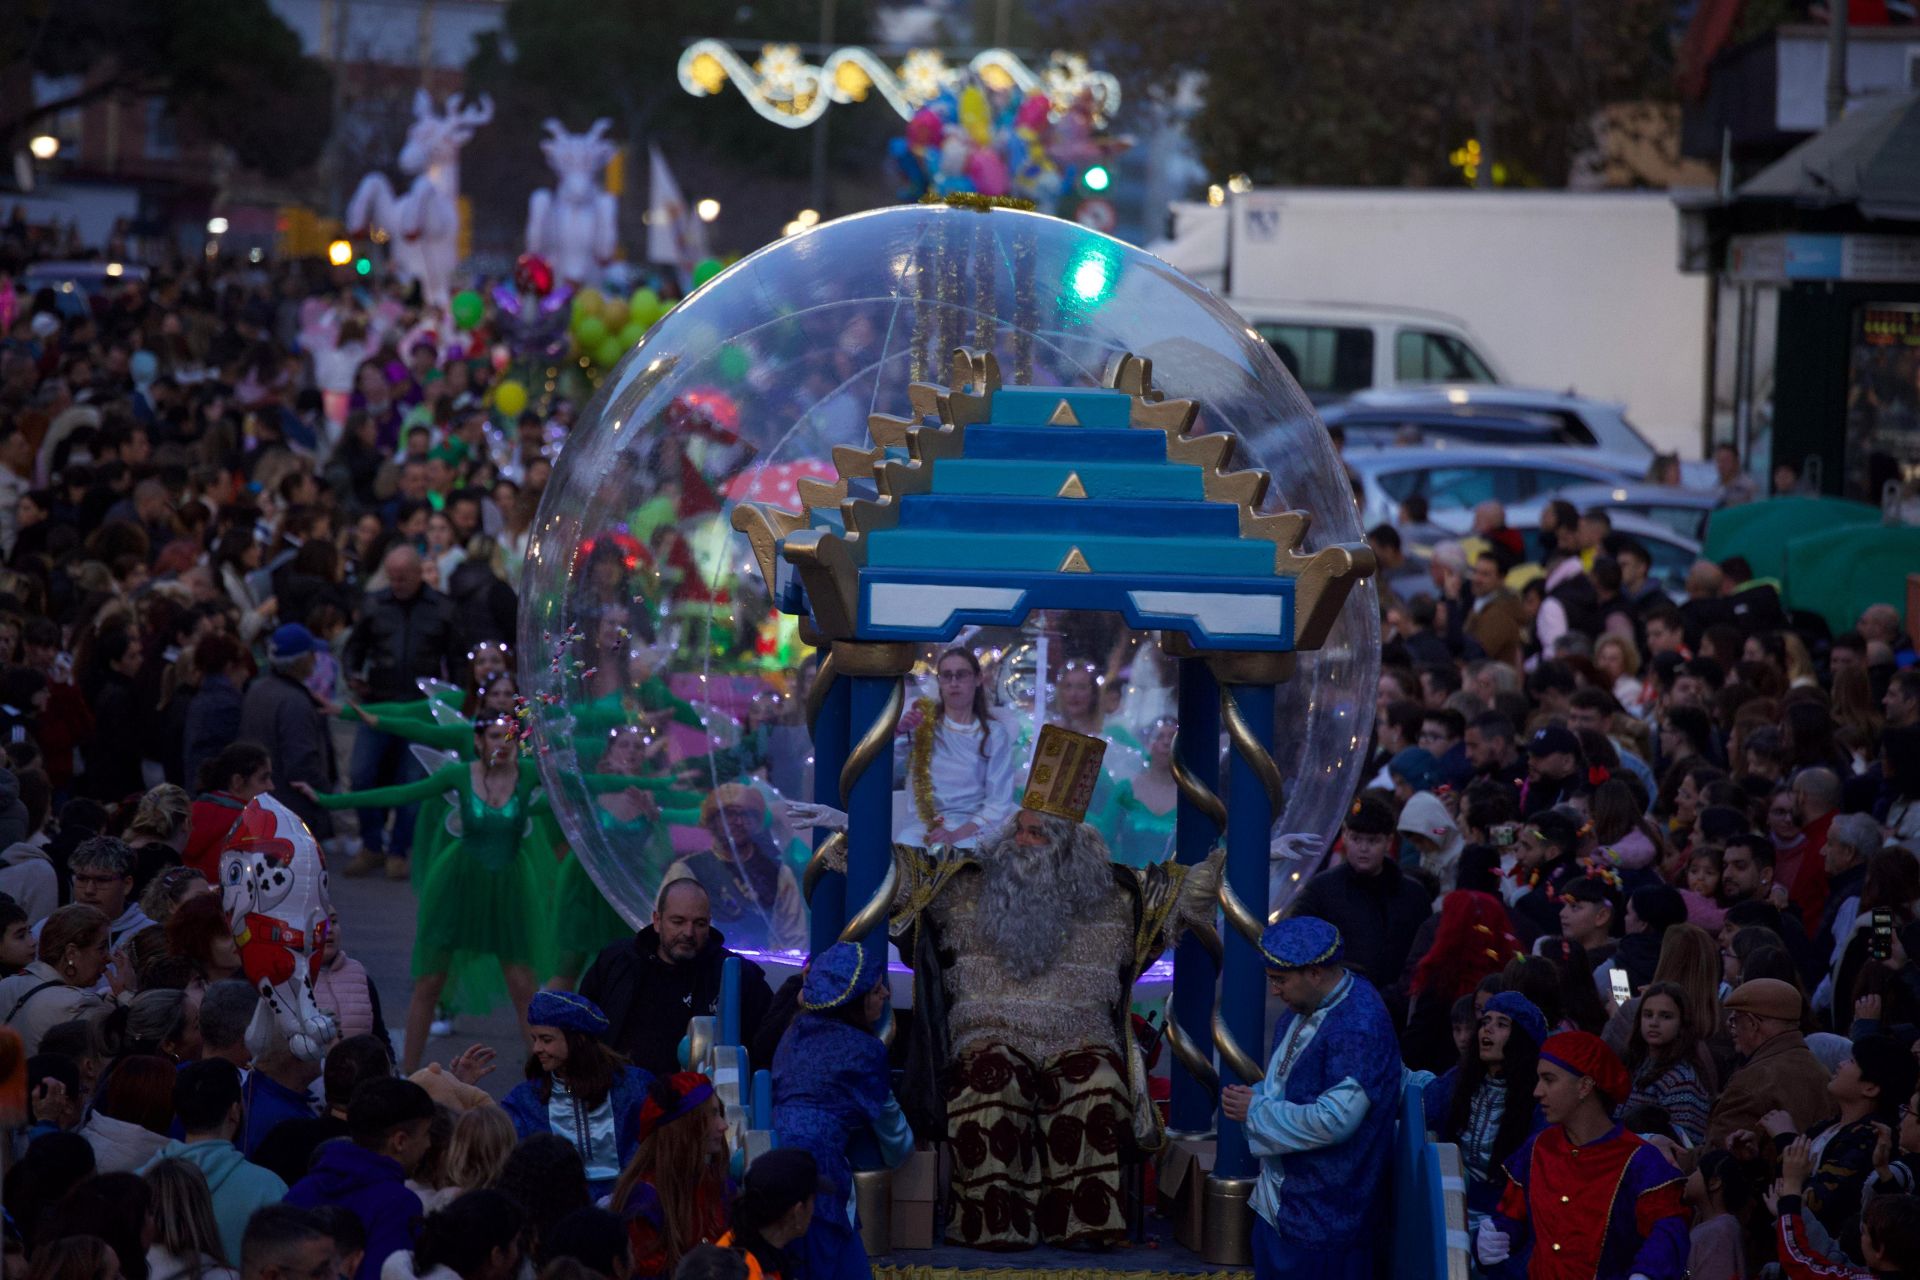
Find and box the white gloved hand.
[783,802,848,832]
[1475,1223,1511,1266]
[1269,832,1326,863]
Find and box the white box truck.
[1150,189,1709,457]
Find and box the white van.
[1232,300,1506,405]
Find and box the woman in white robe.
[892,648,1016,849]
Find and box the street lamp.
[28,135,59,161]
[206,216,229,236]
[327,239,353,267]
[696,198,721,223]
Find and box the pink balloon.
[966,147,1011,197]
[1015,92,1050,133]
[907,108,943,150]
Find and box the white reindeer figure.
[346,90,494,309]
[526,118,619,287]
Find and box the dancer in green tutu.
[298,715,627,1071]
[550,725,703,989]
[1098,717,1179,868]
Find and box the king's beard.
[973,816,1114,981]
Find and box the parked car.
[1506,483,1718,542]
[1384,511,1701,606]
[1323,385,1713,485]
[1238,302,1504,404]
[22,261,149,320]
[1344,445,1641,533]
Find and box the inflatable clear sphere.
[520,204,1379,955]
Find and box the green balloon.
[450,289,483,331]
[618,321,646,349]
[575,315,608,348]
[595,335,626,368]
[692,258,724,288]
[715,344,750,381]
[629,287,661,319]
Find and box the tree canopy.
[1,0,333,178]
[1045,0,1676,188]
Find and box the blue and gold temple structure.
[732,349,1375,1265]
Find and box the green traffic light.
[355,258,371,276]
[1083,165,1111,192]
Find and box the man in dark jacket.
[285,1077,433,1280]
[340,546,454,878]
[578,878,774,1077]
[238,626,334,839]
[1287,795,1430,997]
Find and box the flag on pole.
[647,144,709,269]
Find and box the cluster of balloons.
[888,80,1126,212]
[570,286,676,370]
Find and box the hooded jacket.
[1396,791,1465,892]
[578,925,774,1078]
[80,1109,172,1173]
[140,1138,289,1265]
[0,839,55,924]
[286,1141,424,1280]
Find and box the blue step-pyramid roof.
[732,351,1374,654]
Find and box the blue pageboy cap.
[1258,917,1343,972]
[528,989,610,1036]
[1482,991,1548,1050]
[800,940,884,1012]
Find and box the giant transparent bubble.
[521,205,1379,955]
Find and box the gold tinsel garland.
[907,697,941,830]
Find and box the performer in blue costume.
[1221,917,1404,1280]
[769,941,914,1280]
[501,991,655,1199]
[1477,1031,1689,1280]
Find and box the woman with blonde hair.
[144,1158,239,1280]
[27,1237,121,1280]
[445,1104,516,1192]
[1592,633,1645,713]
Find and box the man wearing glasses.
[1704,977,1836,1152]
[38,835,151,953]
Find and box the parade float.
[518,201,1423,1269]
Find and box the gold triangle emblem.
[1057,472,1087,499]
[1059,547,1092,573]
[1047,398,1081,426]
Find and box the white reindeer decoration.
[346,90,494,309]
[526,118,619,287]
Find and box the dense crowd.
[1,217,1918,1280]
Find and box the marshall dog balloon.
[219,795,339,1061]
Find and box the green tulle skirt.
[415,815,560,1016]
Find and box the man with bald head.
[340,544,457,877]
[578,876,774,1076]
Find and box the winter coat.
[445,559,518,660]
[312,951,378,1040]
[182,674,245,792]
[144,1247,239,1280]
[1288,858,1433,991]
[579,925,774,1078]
[0,840,56,924]
[139,1138,289,1265]
[239,671,332,792]
[343,587,456,703]
[286,1141,424,1280]
[80,1109,172,1172]
[0,960,106,1054]
[1704,1030,1837,1153]
[1396,791,1464,892]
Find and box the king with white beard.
[799,725,1221,1251]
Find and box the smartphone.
[1609,967,1632,1007]
[1869,909,1895,961]
[1492,823,1517,848]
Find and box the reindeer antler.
[586,118,612,142]
[451,94,495,127]
[542,118,568,142]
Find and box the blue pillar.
[1170,657,1221,1134]
[1215,681,1276,1182]
[844,673,898,974]
[808,665,851,957]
